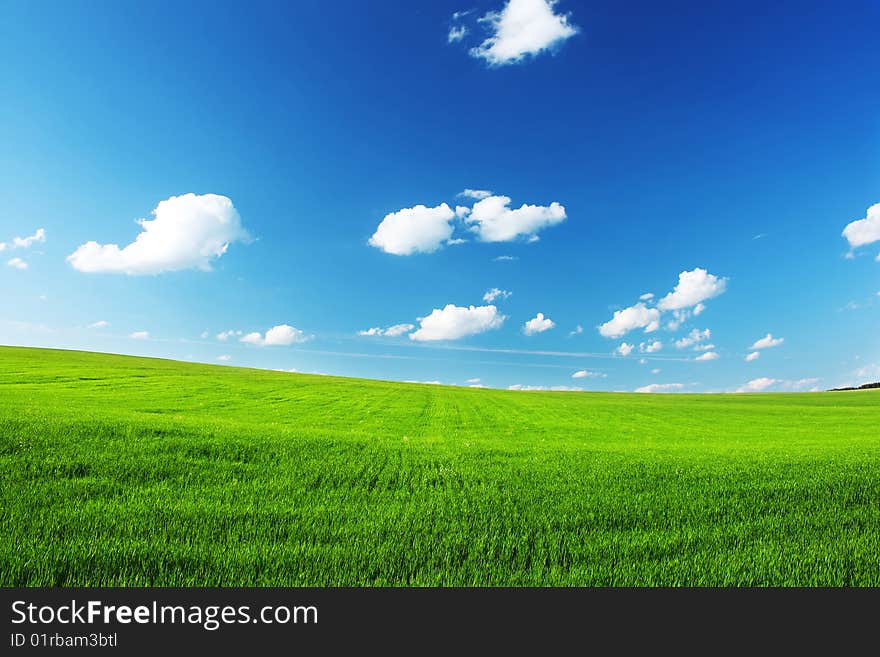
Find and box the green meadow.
[1,345,878,586]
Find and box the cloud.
[737,377,777,393]
[750,333,784,350]
[493,255,518,261]
[368,203,455,256]
[469,0,579,66]
[6,257,27,270]
[639,293,654,301]
[572,369,604,379]
[448,25,468,42]
[509,384,583,391]
[459,189,493,200]
[695,351,719,361]
[615,342,635,357]
[693,343,715,352]
[67,193,249,275]
[745,351,760,362]
[466,195,566,242]
[657,268,728,311]
[216,330,243,341]
[240,324,310,346]
[598,303,660,338]
[466,378,481,384]
[88,320,109,329]
[0,227,46,252]
[651,368,661,375]
[410,304,505,341]
[842,202,880,250]
[693,302,706,316]
[523,312,555,335]
[635,383,685,393]
[639,340,662,353]
[454,206,471,219]
[129,331,150,340]
[569,324,583,336]
[217,355,232,362]
[483,287,512,303]
[358,323,415,337]
[674,328,711,350]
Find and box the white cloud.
[639,293,654,301]
[483,287,512,303]
[217,355,232,362]
[6,257,27,270]
[466,378,481,384]
[523,312,555,335]
[635,383,685,393]
[358,323,415,337]
[842,203,880,249]
[509,384,583,391]
[651,368,661,375]
[240,324,309,346]
[657,268,727,311]
[493,255,518,261]
[674,328,711,350]
[639,340,662,353]
[466,195,566,242]
[368,203,455,256]
[216,330,242,341]
[572,369,605,379]
[455,206,471,219]
[410,304,506,341]
[129,331,150,340]
[67,193,249,275]
[459,189,493,200]
[745,351,760,362]
[88,320,109,329]
[448,25,468,42]
[736,377,777,393]
[695,351,719,361]
[694,343,715,352]
[598,303,660,338]
[469,0,579,66]
[750,333,784,350]
[569,324,583,336]
[693,302,706,316]
[615,342,635,357]
[1,227,46,251]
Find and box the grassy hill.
[1,346,878,586]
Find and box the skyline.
[1,0,878,392]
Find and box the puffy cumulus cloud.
[466,195,566,242]
[368,203,455,255]
[0,227,46,252]
[615,342,635,357]
[572,369,605,379]
[657,268,727,311]
[598,303,660,338]
[675,328,711,350]
[523,312,555,335]
[736,377,777,393]
[483,287,512,303]
[639,340,662,353]
[240,324,310,347]
[750,333,784,350]
[745,351,760,362]
[409,304,505,341]
[455,206,471,219]
[67,194,249,275]
[129,331,150,340]
[6,257,27,270]
[842,203,880,250]
[469,0,579,66]
[459,189,493,200]
[509,384,583,391]
[216,329,243,341]
[88,320,109,329]
[448,25,467,42]
[635,383,685,393]
[358,323,415,337]
[693,302,706,316]
[695,351,719,361]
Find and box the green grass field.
[1,346,878,586]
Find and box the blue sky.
[1,0,878,392]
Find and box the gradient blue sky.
[1,0,878,392]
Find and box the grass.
[1,345,878,586]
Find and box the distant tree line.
[829,382,880,391]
